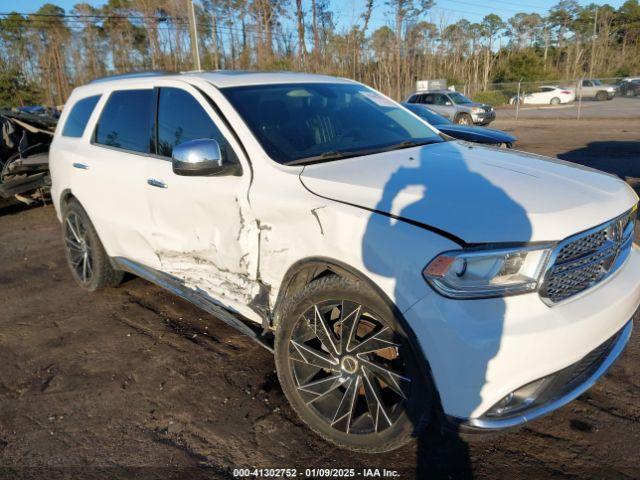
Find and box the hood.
[465,102,493,110]
[437,125,515,144]
[300,141,637,244]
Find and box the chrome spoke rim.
[288,300,410,435]
[64,213,93,284]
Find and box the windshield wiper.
[285,140,440,166]
[381,139,440,152]
[285,150,350,166]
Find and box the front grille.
[541,208,636,304]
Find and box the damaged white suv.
[50,71,640,452]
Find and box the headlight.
[423,245,552,299]
[471,107,483,113]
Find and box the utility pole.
[211,9,219,70]
[189,0,202,71]
[589,6,598,79]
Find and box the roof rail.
[89,70,175,84]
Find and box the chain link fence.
[446,76,640,120]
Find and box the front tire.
[275,276,431,452]
[455,113,473,125]
[62,199,124,291]
[596,90,607,101]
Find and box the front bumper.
[471,111,495,124]
[404,244,640,425]
[452,319,631,431]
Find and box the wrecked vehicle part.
[0,109,56,204]
[112,256,274,352]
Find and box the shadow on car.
[361,142,533,478]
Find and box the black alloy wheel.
[62,199,124,291]
[275,276,431,452]
[64,211,94,285]
[288,300,409,434]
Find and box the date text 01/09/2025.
[232,468,400,478]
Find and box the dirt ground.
[1,119,639,480]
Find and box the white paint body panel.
[50,72,640,424]
[300,141,637,243]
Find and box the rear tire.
[455,113,473,125]
[62,199,124,291]
[275,276,432,452]
[550,97,561,105]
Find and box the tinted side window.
[62,95,101,138]
[423,94,435,104]
[434,94,447,105]
[95,89,153,153]
[156,87,237,162]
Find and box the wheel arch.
[273,257,376,324]
[59,188,78,211]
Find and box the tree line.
[0,0,639,107]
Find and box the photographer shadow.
[361,142,533,478]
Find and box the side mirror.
[172,139,240,177]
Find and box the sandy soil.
[1,119,639,479]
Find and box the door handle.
[73,162,89,170]
[147,179,168,189]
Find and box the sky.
[0,0,629,30]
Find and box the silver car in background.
[578,79,617,101]
[405,89,496,125]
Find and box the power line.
[2,9,639,42]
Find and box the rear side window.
[61,95,100,138]
[94,89,153,153]
[156,87,237,162]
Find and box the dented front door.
[143,82,260,320]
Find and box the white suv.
[50,71,639,452]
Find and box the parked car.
[578,79,617,100]
[402,103,516,147]
[617,79,640,97]
[509,86,575,105]
[405,89,495,125]
[51,71,640,453]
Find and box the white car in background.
[510,86,575,105]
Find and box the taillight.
[560,90,572,94]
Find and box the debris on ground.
[0,108,58,205]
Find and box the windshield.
[403,103,451,126]
[447,92,473,104]
[592,79,603,86]
[221,83,443,165]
